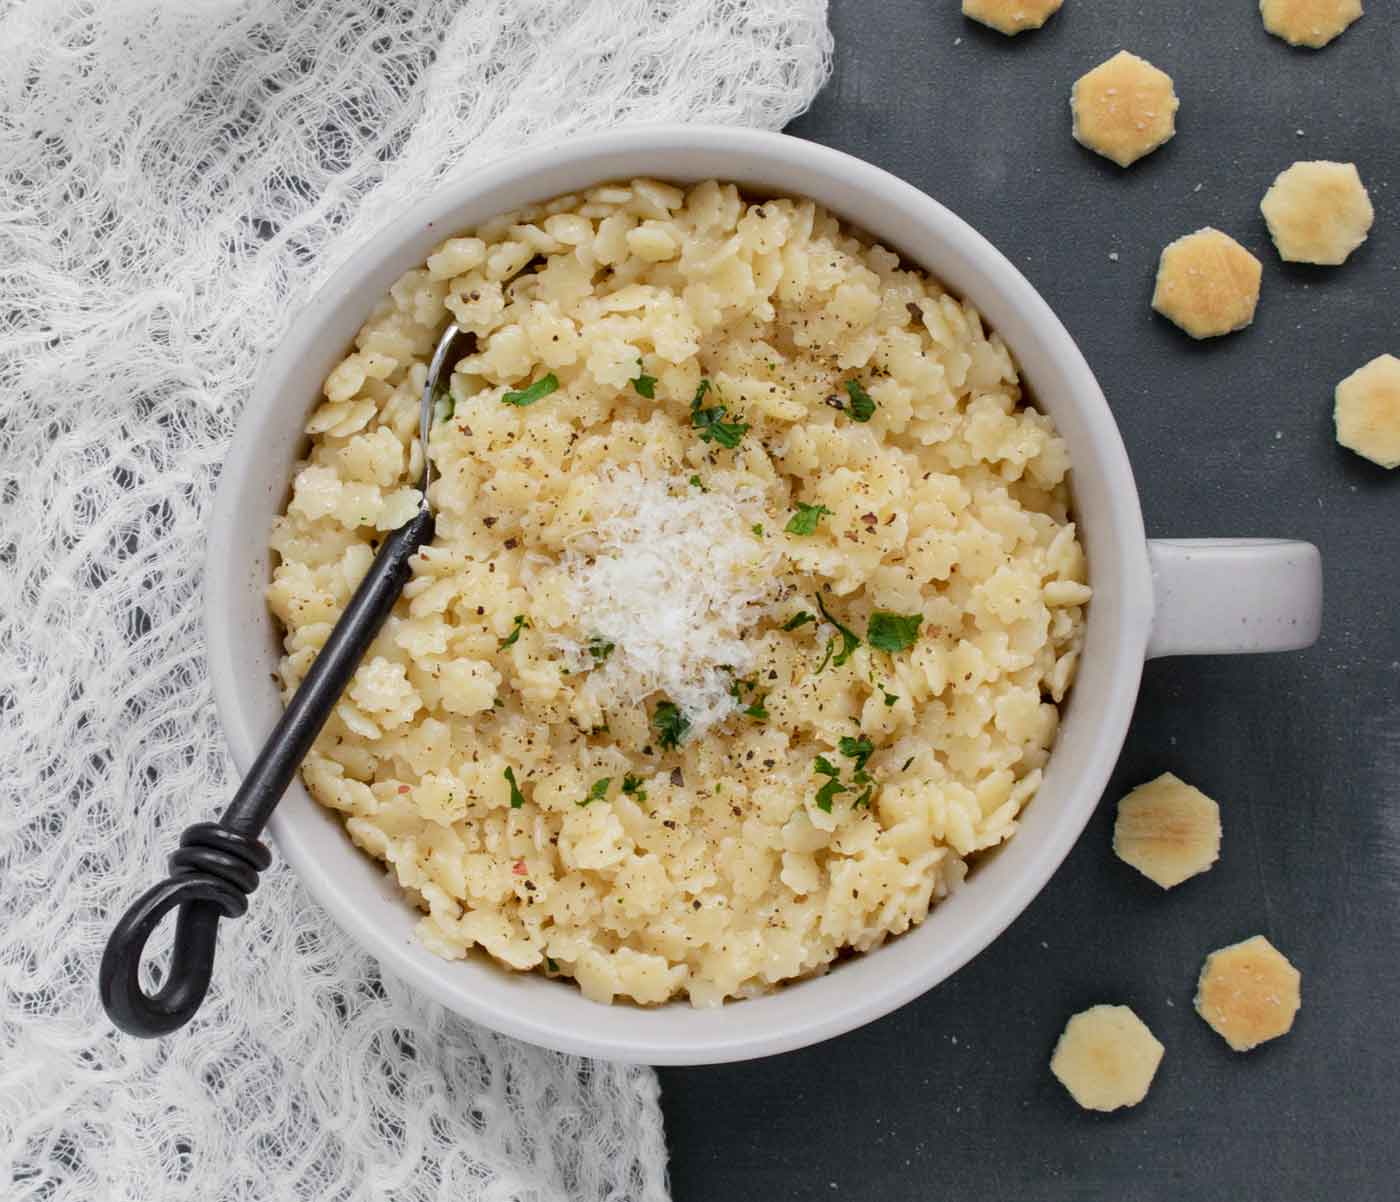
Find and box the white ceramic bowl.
[206,126,1321,1064]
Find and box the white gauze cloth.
[0,2,831,1198]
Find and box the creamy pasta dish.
[268,179,1090,1006]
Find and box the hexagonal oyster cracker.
[1050,1004,1165,1111]
[1261,161,1373,265]
[1113,772,1221,889]
[1152,228,1262,339]
[1335,354,1400,469]
[1071,51,1179,168]
[1195,935,1301,1051]
[1260,0,1362,48]
[963,0,1063,36]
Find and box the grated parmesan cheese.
[552,468,777,737]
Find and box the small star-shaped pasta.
[1071,51,1179,168]
[1151,228,1262,340]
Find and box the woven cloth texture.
[0,2,831,1198]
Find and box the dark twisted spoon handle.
[100,506,435,1037]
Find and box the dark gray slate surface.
[659,2,1400,1198]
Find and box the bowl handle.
[1146,539,1322,659]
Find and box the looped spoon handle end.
[100,824,272,1036]
[99,505,435,1037]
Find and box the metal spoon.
[99,323,473,1037]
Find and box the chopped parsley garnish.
[838,735,874,776]
[502,373,559,407]
[783,611,815,631]
[504,766,525,809]
[845,379,876,422]
[817,778,845,811]
[867,611,922,653]
[815,592,860,667]
[587,635,615,663]
[785,502,833,536]
[726,675,769,720]
[752,523,764,537]
[546,956,560,973]
[881,687,899,707]
[621,774,648,802]
[813,755,848,813]
[689,378,749,449]
[813,738,880,811]
[688,474,706,491]
[498,614,529,648]
[814,779,847,813]
[652,700,690,750]
[577,777,612,807]
[815,636,836,674]
[632,359,656,399]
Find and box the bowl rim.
[206,124,1152,1064]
